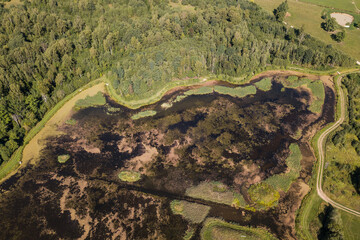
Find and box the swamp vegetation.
[0,73,335,239]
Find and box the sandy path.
[22,83,105,166]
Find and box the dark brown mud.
[0,75,335,240]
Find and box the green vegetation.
[118,171,141,182]
[265,143,302,192]
[185,181,246,208]
[283,76,325,113]
[300,0,358,12]
[341,210,360,240]
[170,200,210,223]
[201,218,278,240]
[248,182,280,209]
[74,92,106,109]
[274,0,289,22]
[184,86,214,96]
[57,154,70,163]
[214,85,257,98]
[65,119,77,125]
[332,31,346,42]
[323,73,360,211]
[0,0,354,170]
[0,79,103,180]
[254,0,360,60]
[183,227,195,240]
[307,81,326,113]
[322,17,336,32]
[131,110,157,120]
[254,78,273,91]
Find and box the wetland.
[0,72,335,240]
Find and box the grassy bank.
[201,218,277,240]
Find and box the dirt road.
[316,72,360,217]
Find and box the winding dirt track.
[316,72,360,217]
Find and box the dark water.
[0,76,335,239]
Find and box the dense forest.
[0,0,355,165]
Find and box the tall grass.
[265,143,302,192]
[214,85,257,98]
[74,92,106,109]
[185,181,246,207]
[254,77,272,91]
[131,110,157,120]
[201,218,277,240]
[170,200,210,223]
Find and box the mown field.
[300,0,360,12]
[254,0,360,61]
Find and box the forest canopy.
[0,0,355,165]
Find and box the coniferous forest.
[0,0,355,165]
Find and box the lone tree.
[332,31,346,42]
[273,0,289,22]
[322,17,336,32]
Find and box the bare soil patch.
[330,12,354,27]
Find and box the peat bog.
[0,74,335,240]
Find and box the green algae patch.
[185,181,246,208]
[201,218,278,240]
[75,92,106,109]
[131,110,157,120]
[265,143,302,192]
[170,200,210,223]
[254,77,272,91]
[118,171,141,182]
[214,85,256,98]
[248,182,280,209]
[58,154,70,163]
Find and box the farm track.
[316,72,360,217]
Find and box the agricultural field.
[254,0,360,60]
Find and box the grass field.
[300,0,359,12]
[170,200,210,223]
[265,143,302,192]
[341,211,360,240]
[118,171,141,182]
[201,218,277,240]
[185,181,246,208]
[254,0,360,61]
